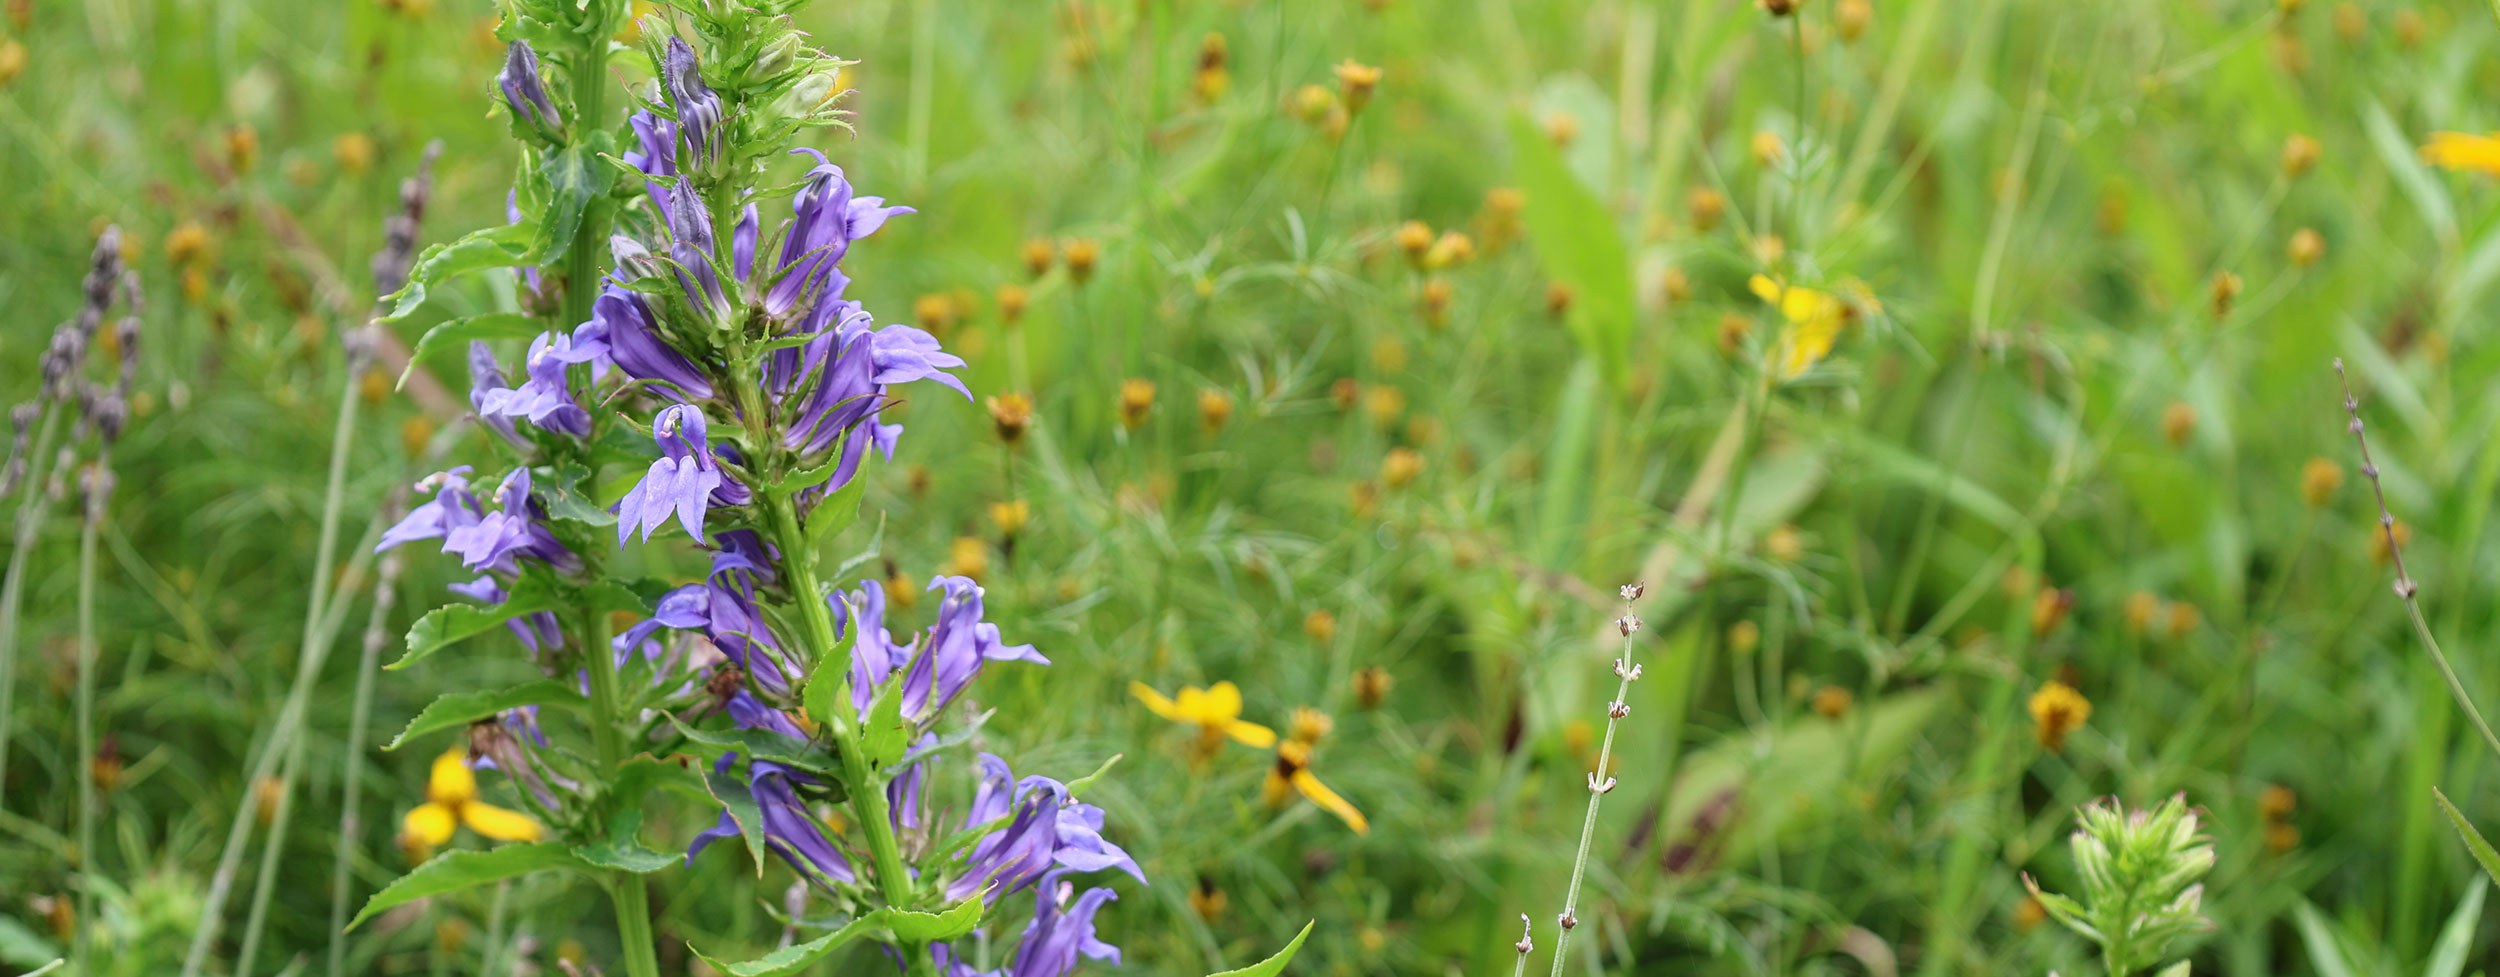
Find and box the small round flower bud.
[2030,587,2074,636]
[1728,619,1760,655]
[1836,0,1871,39]
[1751,130,1785,168]
[1515,915,1535,954]
[1689,186,1726,232]
[1381,447,1423,489]
[1544,111,1580,147]
[1606,701,1629,719]
[1117,377,1155,431]
[1063,238,1100,284]
[1198,388,1235,433]
[2288,227,2325,268]
[1616,614,1641,636]
[996,283,1030,324]
[2281,133,2321,178]
[1305,609,1338,643]
[1393,220,1434,266]
[1558,911,1578,930]
[987,392,1034,444]
[2300,457,2342,506]
[1620,581,1645,601]
[1333,60,1381,114]
[2210,270,2242,317]
[1545,282,1575,318]
[2122,591,2161,636]
[1812,685,1853,719]
[2161,401,2197,446]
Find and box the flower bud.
[751,33,803,83]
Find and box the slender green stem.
[327,505,406,977]
[234,730,306,977]
[72,468,101,977]
[580,596,663,977]
[562,32,609,338]
[1544,591,1641,977]
[0,402,65,803]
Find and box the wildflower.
[989,392,1034,443]
[1690,186,1726,232]
[1352,666,1392,709]
[1544,282,1575,318]
[2333,2,2364,40]
[1544,111,1580,147]
[661,36,725,174]
[998,283,1030,323]
[445,468,581,575]
[1291,83,1335,123]
[1750,130,1784,168]
[497,41,562,134]
[1662,266,1692,304]
[1333,60,1381,113]
[1764,524,1804,562]
[225,124,259,173]
[991,499,1031,537]
[2163,601,2200,641]
[1811,685,1853,719]
[1109,378,1155,431]
[1198,388,1234,433]
[1760,0,1797,16]
[2396,9,2423,46]
[1419,277,1453,326]
[2301,457,2342,505]
[2210,270,2241,317]
[2288,227,2325,268]
[1747,275,1854,380]
[2122,591,2161,636]
[400,744,543,864]
[1381,447,1423,488]
[2013,895,2047,932]
[591,284,713,400]
[1262,739,1369,834]
[687,757,857,889]
[1189,875,1227,922]
[1304,609,1337,643]
[2021,795,2214,976]
[1727,620,1761,655]
[0,38,23,86]
[2161,401,2196,446]
[1425,230,1475,270]
[1063,238,1100,284]
[1194,32,1229,101]
[476,330,601,438]
[2027,680,2091,752]
[165,222,210,267]
[1364,385,1406,428]
[2265,821,2300,853]
[616,404,737,544]
[2031,587,2073,635]
[945,536,989,580]
[1330,377,1362,411]
[2259,784,2297,821]
[1131,680,1276,754]
[1836,0,1871,40]
[2282,133,2320,178]
[1287,707,1333,745]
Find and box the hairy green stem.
[0,402,65,803]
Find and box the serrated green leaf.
[1506,113,1634,391]
[2435,788,2500,887]
[384,679,583,750]
[379,222,534,322]
[862,673,910,768]
[884,895,985,943]
[544,463,616,527]
[395,313,544,388]
[348,843,586,930]
[390,574,560,671]
[700,751,769,877]
[1063,753,1122,800]
[532,134,616,265]
[1205,920,1314,977]
[572,808,680,874]
[666,714,838,779]
[690,913,882,977]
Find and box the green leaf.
[2429,878,2487,977]
[700,750,769,876]
[2435,788,2500,886]
[801,602,855,730]
[2291,902,2361,977]
[690,913,883,977]
[384,679,583,750]
[666,714,838,778]
[803,475,869,550]
[379,222,534,322]
[884,896,985,943]
[861,673,910,768]
[543,463,616,527]
[1204,920,1314,977]
[0,914,61,969]
[1063,753,1122,800]
[390,574,560,671]
[2151,963,2190,977]
[572,808,679,875]
[532,134,616,265]
[348,843,586,930]
[1506,113,1635,390]
[395,313,545,388]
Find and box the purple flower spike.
[498,41,561,132]
[663,36,724,174]
[666,185,732,325]
[624,110,680,215]
[443,468,581,575]
[765,149,914,318]
[616,404,729,544]
[592,285,712,401]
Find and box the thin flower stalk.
[1540,582,1645,976]
[70,246,138,977]
[2334,358,2500,766]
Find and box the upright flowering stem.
[73,452,102,977]
[1543,584,1645,977]
[0,401,63,804]
[576,592,662,977]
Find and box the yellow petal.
[459,801,545,842]
[1225,719,1277,750]
[1129,682,1189,723]
[428,745,477,805]
[403,801,457,847]
[1291,769,1370,835]
[1748,274,1826,325]
[1202,681,1243,722]
[2423,132,2500,174]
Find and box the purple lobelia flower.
[592,283,713,401]
[378,467,483,552]
[993,880,1122,977]
[665,182,732,327]
[616,404,743,544]
[687,756,858,889]
[623,110,680,216]
[941,755,1143,904]
[662,36,725,175]
[444,468,582,575]
[764,149,914,319]
[476,330,599,438]
[902,576,1046,721]
[497,41,561,133]
[467,342,530,450]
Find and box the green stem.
[0,402,65,804]
[580,596,662,977]
[73,471,101,977]
[562,32,609,338]
[1545,596,1640,977]
[328,514,406,977]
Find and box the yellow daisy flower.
[1130,680,1276,755]
[399,744,543,863]
[1748,274,1872,380]
[2422,132,2500,176]
[1261,739,1370,835]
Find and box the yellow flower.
[1286,706,1334,745]
[2027,680,2092,753]
[1748,274,1866,380]
[399,745,542,863]
[1131,680,1276,754]
[1261,739,1369,834]
[2423,132,2500,176]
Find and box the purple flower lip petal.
[615,404,730,545]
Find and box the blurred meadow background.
[10,0,2500,974]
